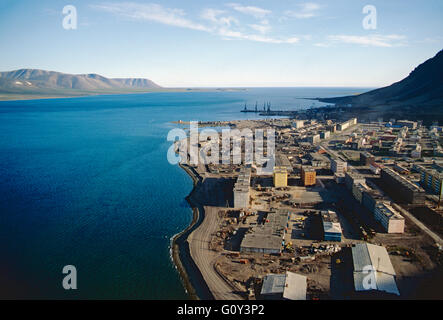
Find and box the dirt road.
[188,205,242,300]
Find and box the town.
[175,114,443,300]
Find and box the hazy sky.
[0,0,442,87]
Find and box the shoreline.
[171,162,214,300]
[0,88,248,102]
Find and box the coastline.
[171,162,214,300]
[0,88,247,102]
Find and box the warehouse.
[321,210,342,242]
[351,243,400,296]
[240,211,289,254]
[260,271,307,300]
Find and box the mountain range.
[0,69,161,100]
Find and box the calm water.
[0,88,368,299]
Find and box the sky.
[0,0,442,87]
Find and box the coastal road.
[187,205,242,300]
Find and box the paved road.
[188,205,242,300]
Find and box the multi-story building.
[416,165,443,195]
[234,167,251,208]
[397,120,418,129]
[362,189,385,213]
[293,120,305,129]
[301,167,316,186]
[360,152,375,166]
[352,182,369,204]
[380,168,426,205]
[307,134,320,144]
[331,158,347,175]
[345,171,365,191]
[337,118,357,131]
[320,131,330,139]
[373,202,405,233]
[273,167,288,187]
[273,154,291,188]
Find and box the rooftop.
[261,272,307,300]
[352,243,399,296]
[241,211,289,252]
[275,154,292,169]
[375,202,405,221]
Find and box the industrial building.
[260,272,307,300]
[351,243,400,296]
[233,167,251,208]
[380,168,426,205]
[321,210,342,241]
[301,166,316,186]
[331,158,347,175]
[240,211,289,254]
[373,202,405,233]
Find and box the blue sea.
[0,87,368,299]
